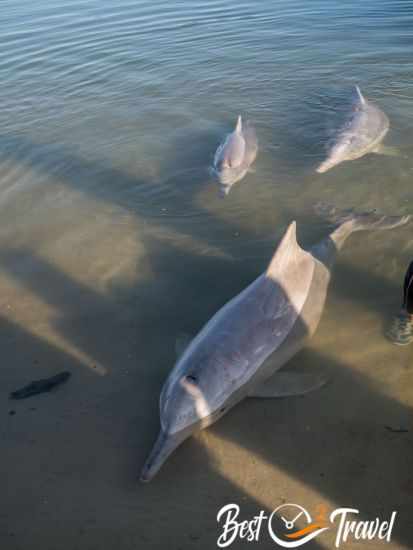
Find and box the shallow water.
[1,1,413,549]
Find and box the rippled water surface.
[1,1,413,548]
[1,1,413,247]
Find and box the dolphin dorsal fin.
[355,85,366,105]
[235,115,242,133]
[266,222,300,277]
[266,221,314,293]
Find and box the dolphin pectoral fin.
[372,144,403,157]
[175,333,193,358]
[248,368,329,398]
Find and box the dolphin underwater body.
[317,87,390,173]
[212,115,258,196]
[140,207,409,481]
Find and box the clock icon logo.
[268,503,329,548]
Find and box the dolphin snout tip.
[139,452,163,483]
[316,163,329,174]
[139,468,153,483]
[219,186,230,198]
[139,456,161,483]
[140,429,187,482]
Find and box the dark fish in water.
[10,371,71,399]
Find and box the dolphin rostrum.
[317,86,390,173]
[212,115,258,196]
[140,207,409,481]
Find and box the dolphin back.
[212,117,258,191]
[317,87,389,173]
[159,221,315,436]
[141,222,316,481]
[214,116,245,169]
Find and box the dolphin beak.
[317,155,342,173]
[140,429,187,482]
[316,161,332,173]
[219,185,230,198]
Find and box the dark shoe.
[387,310,413,346]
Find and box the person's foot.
[387,310,413,345]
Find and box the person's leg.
[402,261,413,314]
[387,260,413,345]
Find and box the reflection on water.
[1,1,413,548]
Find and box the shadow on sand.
[0,134,412,549]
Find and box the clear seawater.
[1,2,413,549]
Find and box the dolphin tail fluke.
[315,203,410,241]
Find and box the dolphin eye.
[186,374,197,383]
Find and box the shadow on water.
[0,132,295,253]
[0,133,412,548]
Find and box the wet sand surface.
[1,1,413,548]
[1,148,412,550]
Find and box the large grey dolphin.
[212,115,258,196]
[317,87,390,173]
[140,207,409,481]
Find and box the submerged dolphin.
[212,115,258,196]
[140,207,409,481]
[317,87,390,173]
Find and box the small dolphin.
[212,115,258,196]
[140,207,409,481]
[317,86,390,173]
